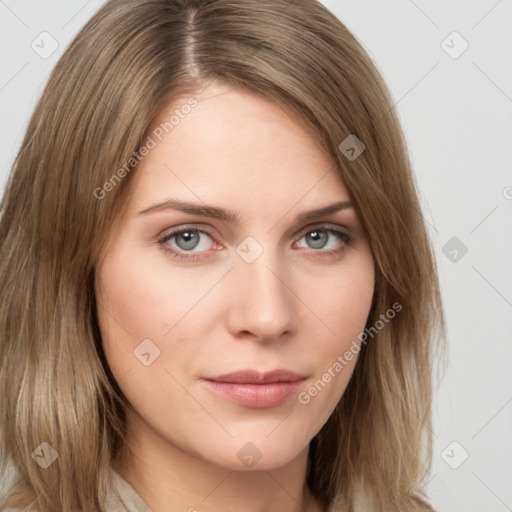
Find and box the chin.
[198,435,310,472]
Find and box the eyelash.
[157,223,353,262]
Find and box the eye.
[158,227,217,262]
[157,224,353,262]
[294,225,352,260]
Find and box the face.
[95,81,375,472]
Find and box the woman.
[0,0,445,510]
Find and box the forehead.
[128,82,351,213]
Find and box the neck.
[112,411,326,512]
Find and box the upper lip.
[204,369,307,384]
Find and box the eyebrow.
[138,198,354,223]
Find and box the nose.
[226,246,298,343]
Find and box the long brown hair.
[0,0,445,510]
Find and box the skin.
[95,81,375,512]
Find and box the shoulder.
[0,470,150,512]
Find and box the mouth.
[202,369,307,408]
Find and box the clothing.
[3,469,374,511]
[0,470,152,512]
[108,470,360,511]
[108,470,152,512]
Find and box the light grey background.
[1,1,511,510]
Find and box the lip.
[206,369,306,384]
[202,369,307,408]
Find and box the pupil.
[178,231,199,250]
[308,230,327,249]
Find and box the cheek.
[313,258,375,344]
[94,250,170,376]
[94,253,202,423]
[96,248,189,338]
[94,249,225,378]
[301,257,374,400]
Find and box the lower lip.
[202,379,305,408]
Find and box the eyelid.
[296,221,353,237]
[157,221,352,244]
[157,221,354,262]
